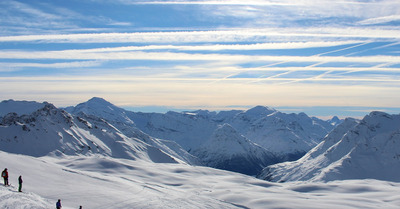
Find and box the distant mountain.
[326,116,343,126]
[229,108,336,160]
[193,124,279,175]
[131,105,337,160]
[0,103,196,165]
[125,103,339,175]
[259,111,400,182]
[64,97,135,125]
[131,110,220,151]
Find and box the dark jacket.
[1,170,8,178]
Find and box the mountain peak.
[67,97,135,125]
[73,97,118,114]
[366,111,393,119]
[245,106,276,117]
[328,116,342,126]
[213,123,241,141]
[83,97,117,108]
[87,97,111,104]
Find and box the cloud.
[127,0,400,25]
[4,41,358,52]
[0,61,103,72]
[1,49,399,64]
[358,15,400,25]
[1,27,399,44]
[0,0,135,35]
[0,0,77,32]
[6,0,61,20]
[125,0,297,6]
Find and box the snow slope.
[1,151,400,209]
[260,111,400,182]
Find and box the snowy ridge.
[259,112,400,182]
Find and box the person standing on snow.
[18,175,23,192]
[1,168,8,186]
[56,199,62,209]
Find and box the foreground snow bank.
[0,185,53,209]
[1,151,400,208]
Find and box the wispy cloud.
[0,0,74,32]
[0,0,134,35]
[1,28,399,43]
[0,41,363,52]
[0,61,103,72]
[358,15,400,25]
[126,0,297,6]
[128,0,400,26]
[1,49,399,64]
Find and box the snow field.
[1,151,400,209]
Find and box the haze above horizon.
[0,0,399,118]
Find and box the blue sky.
[0,0,400,118]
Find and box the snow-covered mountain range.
[64,97,338,175]
[259,111,400,182]
[1,97,338,175]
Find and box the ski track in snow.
[1,152,400,209]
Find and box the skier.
[18,175,23,192]
[56,199,62,209]
[1,168,8,186]
[79,206,82,209]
